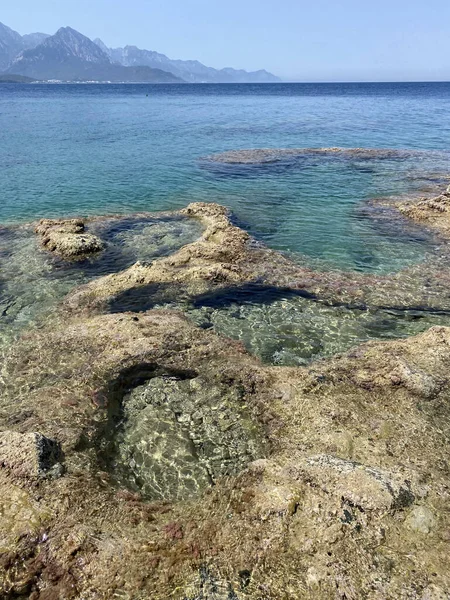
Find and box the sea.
[1,81,450,364]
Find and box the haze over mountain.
[0,21,280,83]
[4,26,183,82]
[0,21,50,71]
[93,39,280,83]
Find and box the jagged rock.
[398,188,450,236]
[35,218,105,259]
[0,431,63,479]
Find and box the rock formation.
[35,218,105,259]
[398,184,450,236]
[0,199,449,598]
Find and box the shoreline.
[1,183,450,596]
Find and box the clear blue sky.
[2,0,449,81]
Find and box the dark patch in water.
[191,284,318,309]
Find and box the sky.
[2,0,450,81]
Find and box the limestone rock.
[0,431,63,479]
[35,218,105,259]
[292,454,415,512]
[405,505,436,534]
[421,584,449,600]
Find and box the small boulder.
[0,431,64,479]
[35,218,105,260]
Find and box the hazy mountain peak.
[94,39,281,83]
[22,32,50,49]
[40,26,111,63]
[0,21,22,45]
[1,20,280,83]
[0,21,25,70]
[5,25,182,83]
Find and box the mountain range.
[0,21,280,83]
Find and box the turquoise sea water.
[1,82,450,273]
[3,82,450,505]
[2,82,450,367]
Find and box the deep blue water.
[1,82,450,272]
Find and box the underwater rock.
[1,200,450,598]
[61,201,450,324]
[0,431,63,479]
[109,375,266,501]
[203,147,419,165]
[35,217,105,259]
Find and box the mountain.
[94,40,281,83]
[1,20,280,83]
[0,22,49,70]
[0,73,37,83]
[0,22,25,70]
[7,27,183,82]
[21,32,50,49]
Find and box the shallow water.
[0,215,203,349]
[2,83,450,504]
[2,82,450,365]
[99,375,266,501]
[155,289,450,366]
[2,82,450,272]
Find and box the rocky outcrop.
[0,303,449,597]
[292,454,415,512]
[1,201,450,598]
[398,185,450,236]
[35,218,105,259]
[62,201,450,320]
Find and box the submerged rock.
[35,217,105,259]
[109,375,265,501]
[203,147,420,164]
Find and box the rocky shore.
[1,195,450,598]
[398,184,450,237]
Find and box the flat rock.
[291,454,415,512]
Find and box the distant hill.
[94,40,281,83]
[0,73,37,83]
[6,27,183,83]
[0,22,49,71]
